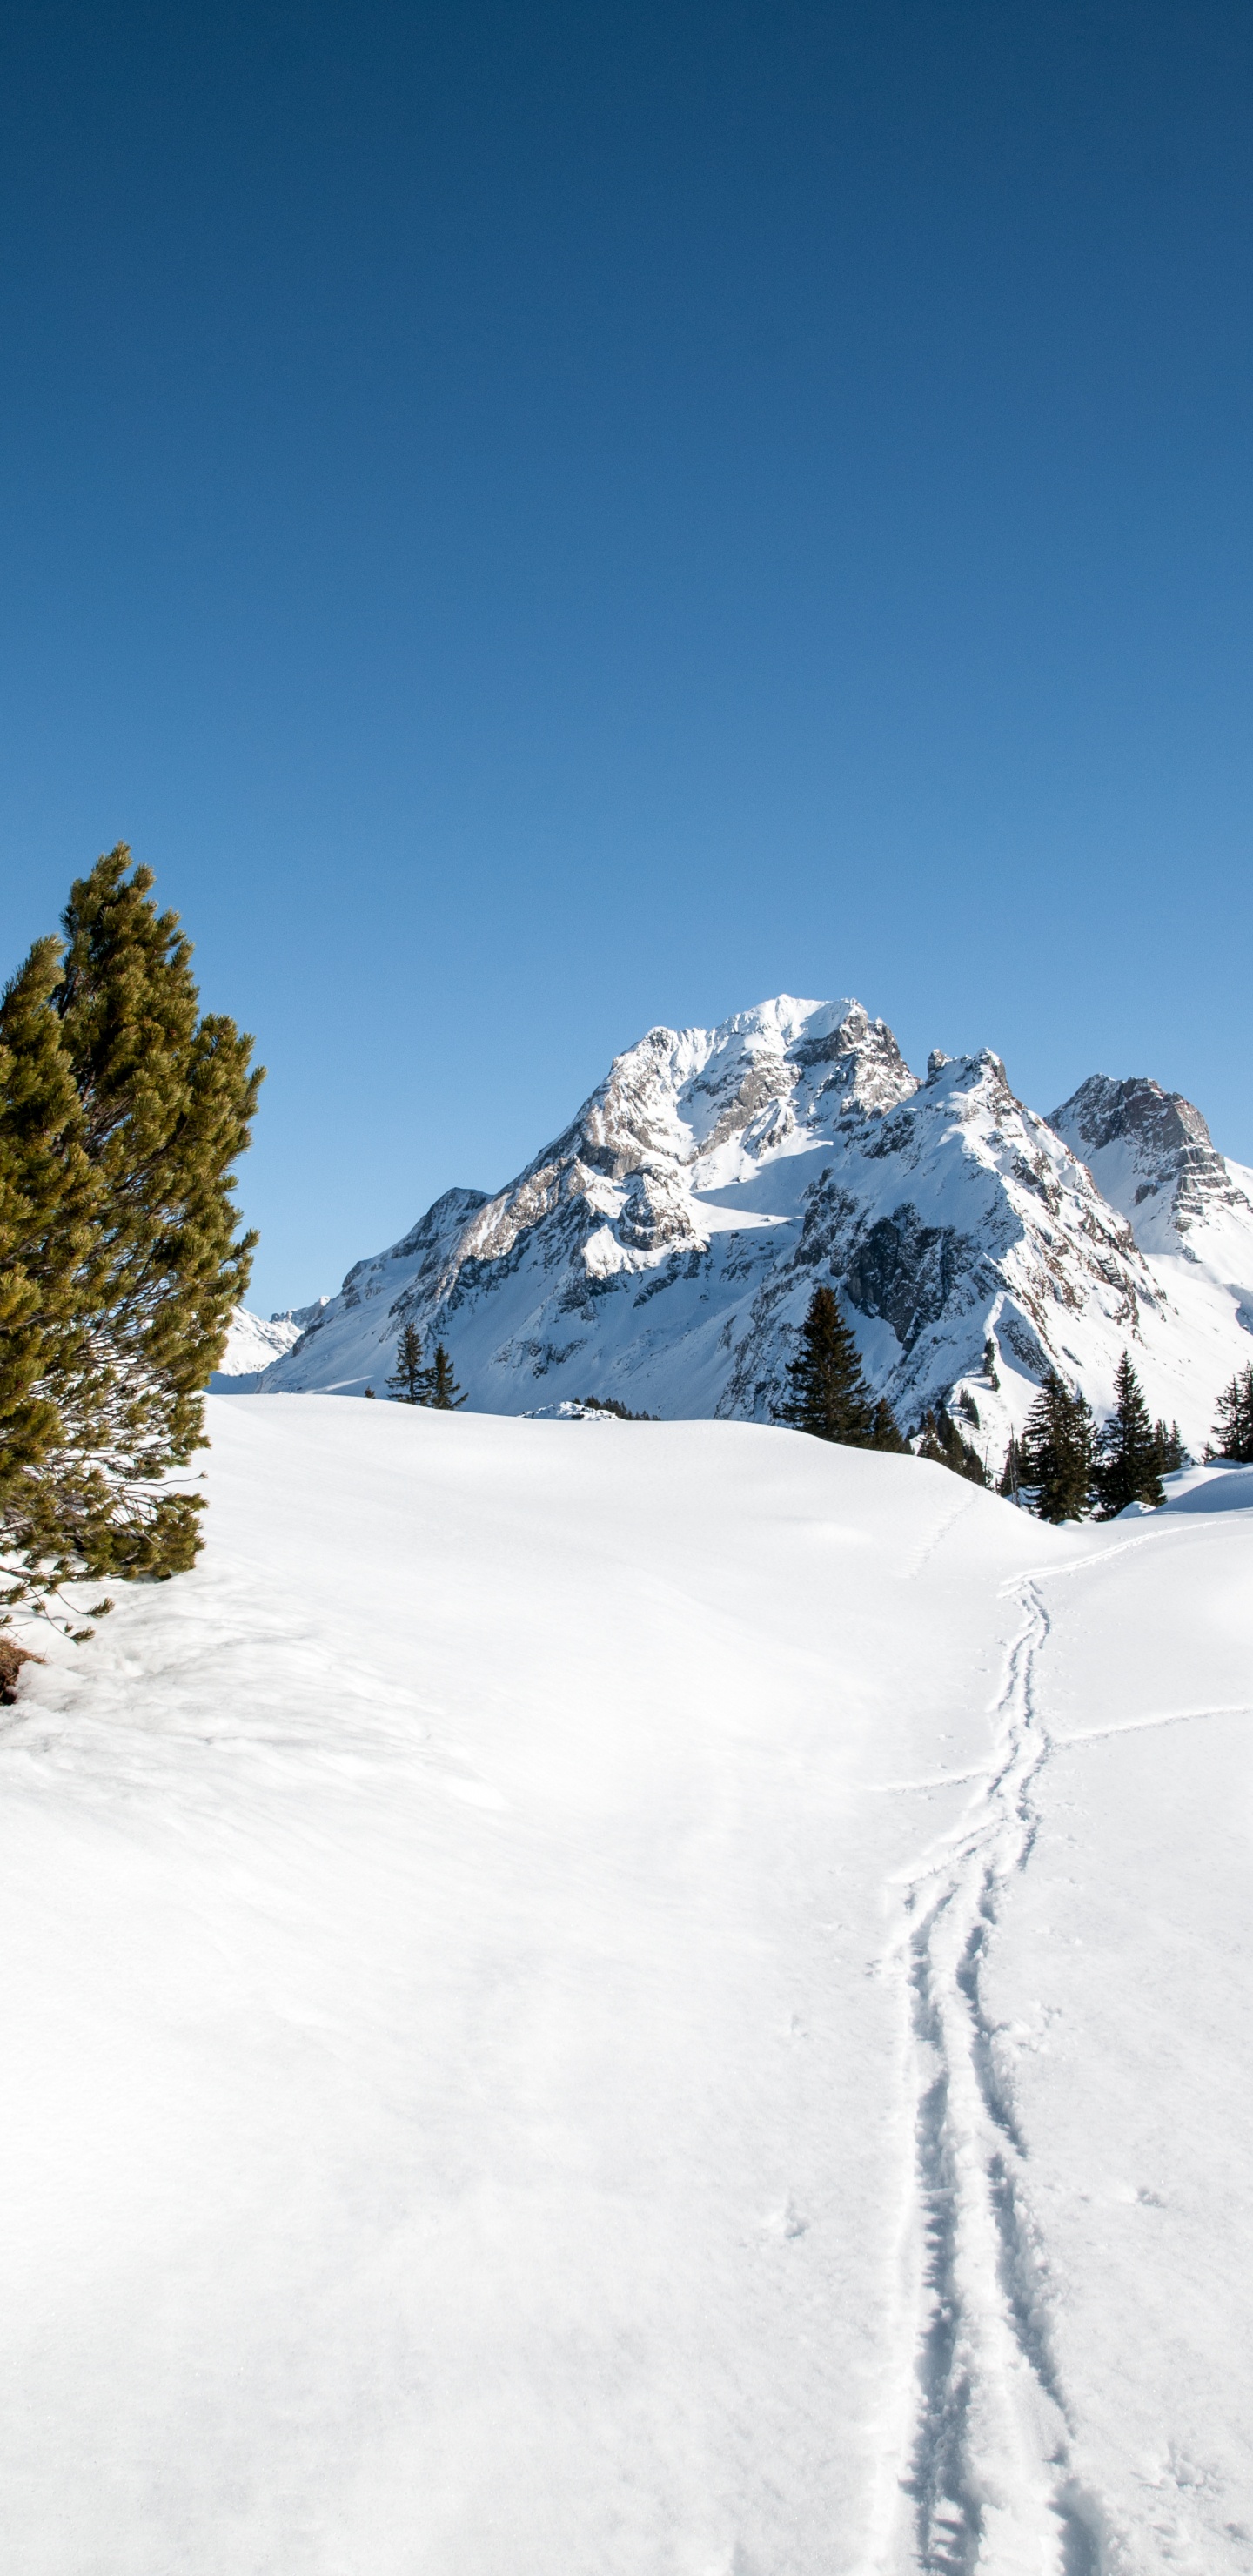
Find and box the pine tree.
[869,1396,908,1452]
[1020,1372,1095,1523]
[998,1430,1024,1503]
[1153,1419,1187,1474]
[387,1321,427,1403]
[0,938,99,1593]
[775,1285,875,1444]
[427,1345,466,1410]
[1210,1363,1253,1464]
[983,1336,1000,1391]
[1093,1352,1163,1518]
[54,849,260,1575]
[0,855,260,1607]
[917,1404,988,1486]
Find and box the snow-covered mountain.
[248,995,1253,1457]
[210,1299,328,1389]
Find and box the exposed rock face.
[1051,1075,1247,1249]
[249,996,1253,1458]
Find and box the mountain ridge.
[227,993,1253,1459]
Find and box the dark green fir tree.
[1153,1419,1187,1474]
[917,1403,988,1486]
[1209,1363,1253,1464]
[1094,1352,1164,1518]
[775,1285,876,1445]
[427,1345,466,1411]
[869,1396,908,1452]
[1020,1371,1095,1523]
[387,1320,427,1403]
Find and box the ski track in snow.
[886,1579,1108,2576]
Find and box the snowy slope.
[254,996,1253,1458]
[2,1400,1250,2574]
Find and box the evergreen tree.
[1020,1372,1095,1522]
[1093,1352,1163,1518]
[387,1321,427,1403]
[1153,1419,1187,1474]
[774,1285,875,1445]
[1209,1363,1253,1464]
[917,1404,988,1486]
[869,1396,908,1452]
[998,1430,1024,1503]
[0,852,260,1607]
[427,1345,466,1411]
[983,1336,1000,1390]
[0,938,98,1593]
[55,849,259,1573]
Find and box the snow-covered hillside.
[3,1399,1250,2573]
[246,996,1253,1456]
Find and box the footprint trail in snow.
[890,1581,1105,2576]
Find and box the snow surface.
[2,1399,1250,2573]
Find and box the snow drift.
[2,1398,1250,2573]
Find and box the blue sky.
[3,0,1250,1313]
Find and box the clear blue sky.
[3,1,1250,1313]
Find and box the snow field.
[0,1399,1250,2573]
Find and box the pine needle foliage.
[0,847,261,1610]
[387,1321,427,1402]
[0,939,99,1574]
[916,1404,988,1485]
[1020,1371,1095,1523]
[1153,1419,1188,1474]
[1093,1352,1164,1518]
[1209,1363,1253,1464]
[386,1325,467,1410]
[870,1396,908,1452]
[427,1345,466,1410]
[775,1285,881,1445]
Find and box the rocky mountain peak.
[1051,1073,1244,1248]
[247,990,1253,1459]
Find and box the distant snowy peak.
[214,1306,307,1382]
[452,996,919,1271]
[249,990,1253,1457]
[1051,1073,1248,1252]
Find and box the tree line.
[0,849,258,1630]
[996,1356,1185,1521]
[777,1282,1250,1524]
